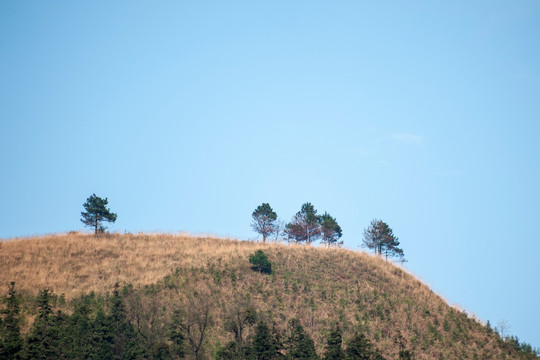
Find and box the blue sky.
[1,1,539,348]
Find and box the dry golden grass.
[0,232,276,298]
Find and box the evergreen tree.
[323,324,344,360]
[24,289,62,360]
[344,333,374,360]
[362,219,405,262]
[90,308,115,359]
[285,318,318,360]
[249,320,282,360]
[58,296,115,360]
[249,250,272,274]
[109,284,147,359]
[319,213,343,248]
[81,194,118,235]
[169,309,186,359]
[61,300,94,359]
[285,203,321,245]
[251,203,278,243]
[0,282,23,360]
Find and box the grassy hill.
[0,233,537,359]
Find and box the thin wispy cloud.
[392,133,425,145]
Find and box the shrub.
[249,250,272,274]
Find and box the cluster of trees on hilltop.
[251,203,406,262]
[251,202,342,247]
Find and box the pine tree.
[61,300,93,359]
[81,194,118,235]
[285,318,319,359]
[362,219,405,262]
[323,324,344,360]
[285,203,321,245]
[90,308,115,359]
[250,320,282,360]
[251,203,278,243]
[0,282,23,360]
[109,284,147,359]
[344,333,374,360]
[319,213,343,248]
[249,250,272,274]
[169,309,186,358]
[24,289,62,360]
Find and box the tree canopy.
[80,194,118,235]
[249,250,272,274]
[285,203,322,245]
[251,203,278,243]
[362,219,405,263]
[319,212,343,248]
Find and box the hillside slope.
[0,233,537,359]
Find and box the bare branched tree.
[182,290,213,360]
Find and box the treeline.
[0,282,401,360]
[216,319,394,360]
[3,281,538,360]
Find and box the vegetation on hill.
[0,233,538,359]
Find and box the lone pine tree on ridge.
[81,193,118,235]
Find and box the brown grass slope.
[0,233,533,359]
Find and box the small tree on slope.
[249,250,272,274]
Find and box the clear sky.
[1,0,539,348]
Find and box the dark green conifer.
[323,324,344,360]
[109,284,147,359]
[249,250,272,274]
[251,203,278,243]
[63,300,93,358]
[169,309,186,358]
[285,318,318,360]
[81,194,118,235]
[0,282,23,360]
[344,333,374,360]
[24,289,62,360]
[91,308,115,359]
[250,320,282,360]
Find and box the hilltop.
[0,233,537,359]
